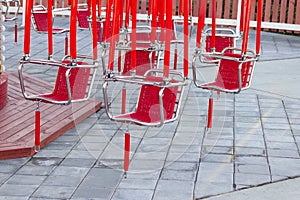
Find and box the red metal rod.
[163,0,172,78]
[108,0,121,71]
[65,35,68,55]
[104,0,113,42]
[97,0,102,17]
[92,0,98,60]
[48,0,53,57]
[178,0,183,16]
[87,0,91,15]
[124,132,130,172]
[207,98,213,129]
[24,0,33,55]
[183,0,189,77]
[242,0,252,54]
[196,0,206,48]
[211,0,216,51]
[35,109,41,151]
[189,0,192,16]
[14,23,18,43]
[256,0,262,55]
[150,0,157,43]
[240,0,246,33]
[121,87,126,114]
[159,0,165,42]
[70,0,78,60]
[173,47,177,70]
[119,0,124,30]
[125,0,130,28]
[131,0,137,71]
[148,0,152,16]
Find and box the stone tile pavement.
[1,17,300,199]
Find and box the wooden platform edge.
[0,100,102,160]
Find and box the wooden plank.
[271,0,280,31]
[141,0,147,14]
[224,0,231,19]
[193,0,200,17]
[296,0,300,33]
[231,0,238,19]
[216,0,223,18]
[279,0,288,33]
[287,0,296,33]
[264,0,272,31]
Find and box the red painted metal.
[104,0,113,41]
[64,35,68,55]
[256,0,262,55]
[183,0,189,77]
[151,0,157,43]
[92,0,98,60]
[242,0,252,54]
[24,0,33,54]
[70,0,78,59]
[48,0,53,56]
[35,109,41,151]
[77,9,90,28]
[207,98,213,129]
[125,0,130,28]
[108,0,119,71]
[211,0,216,51]
[179,0,183,15]
[122,87,126,114]
[97,0,102,17]
[159,0,165,42]
[131,0,137,71]
[163,0,172,78]
[124,132,130,172]
[14,23,18,43]
[196,0,206,48]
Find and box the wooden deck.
[0,71,101,160]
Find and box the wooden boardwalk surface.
[0,71,101,160]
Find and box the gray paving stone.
[32,185,75,199]
[194,181,233,199]
[16,165,55,176]
[269,157,300,177]
[268,149,300,158]
[235,173,271,186]
[5,174,46,185]
[0,184,38,197]
[161,169,196,181]
[0,197,29,200]
[60,158,96,168]
[235,163,270,175]
[235,155,268,165]
[235,147,266,156]
[42,175,84,187]
[153,180,193,200]
[0,164,20,174]
[164,161,198,171]
[112,188,153,200]
[266,141,298,151]
[118,178,157,190]
[202,153,234,163]
[51,166,89,178]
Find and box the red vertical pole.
[104,0,113,42]
[242,0,252,54]
[207,97,213,129]
[124,132,130,173]
[119,0,124,29]
[48,0,53,57]
[179,0,183,16]
[150,0,157,43]
[256,0,262,55]
[163,0,172,78]
[24,0,33,55]
[131,0,137,71]
[196,0,206,48]
[92,0,98,60]
[183,0,189,77]
[108,0,121,71]
[211,0,216,52]
[121,87,126,114]
[159,0,165,42]
[97,0,102,17]
[35,105,41,152]
[70,0,78,60]
[14,23,18,43]
[125,0,130,28]
[148,0,152,16]
[240,0,246,33]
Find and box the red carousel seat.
[37,60,90,103]
[77,9,90,29]
[115,76,178,124]
[201,53,253,91]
